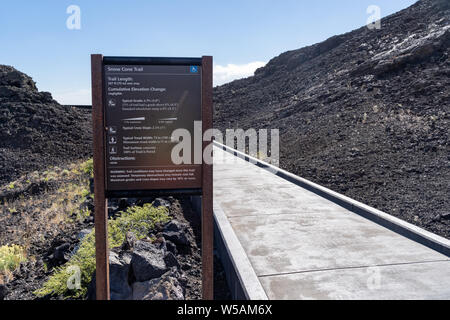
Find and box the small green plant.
[35,203,170,299]
[108,204,171,245]
[80,187,91,199]
[8,183,15,190]
[77,207,91,221]
[80,159,94,178]
[8,207,18,214]
[0,245,26,274]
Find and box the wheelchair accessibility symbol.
[190,66,198,73]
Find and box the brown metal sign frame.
[91,54,213,300]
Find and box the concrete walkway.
[213,146,450,300]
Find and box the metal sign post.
[91,54,110,300]
[90,54,213,300]
[201,56,213,300]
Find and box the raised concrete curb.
[213,202,268,300]
[190,196,268,300]
[214,141,450,257]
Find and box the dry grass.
[0,244,27,281]
[0,159,94,282]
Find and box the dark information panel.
[103,64,202,191]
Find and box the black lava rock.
[130,241,168,282]
[0,65,92,185]
[0,284,7,300]
[165,240,178,255]
[162,231,189,247]
[213,0,450,240]
[53,243,70,263]
[164,252,181,270]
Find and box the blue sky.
[0,0,416,104]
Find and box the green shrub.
[81,187,91,199]
[35,203,170,299]
[0,245,26,274]
[80,159,94,178]
[77,207,91,221]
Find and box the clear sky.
[0,0,417,104]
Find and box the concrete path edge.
[213,202,269,300]
[213,141,450,257]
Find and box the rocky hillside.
[0,160,226,300]
[0,65,92,185]
[214,0,450,238]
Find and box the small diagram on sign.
[108,99,116,107]
[122,117,145,122]
[109,146,117,154]
[109,136,117,144]
[109,126,117,134]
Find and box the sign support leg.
[202,56,214,300]
[91,54,110,300]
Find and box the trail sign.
[91,55,213,300]
[103,63,203,192]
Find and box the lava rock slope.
[214,0,450,238]
[0,65,92,185]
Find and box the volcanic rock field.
[0,0,448,300]
[214,0,450,239]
